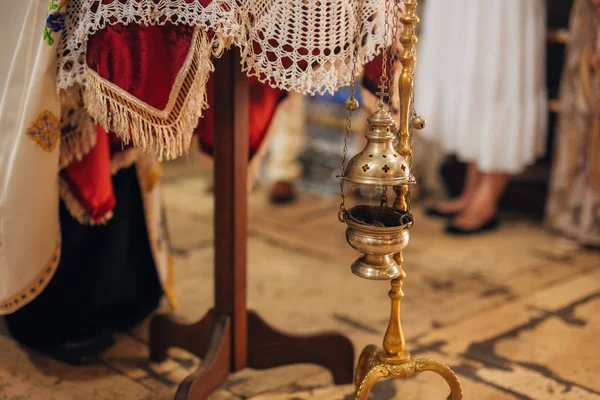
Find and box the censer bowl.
[345,205,410,280]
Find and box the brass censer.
[338,1,463,398]
[341,106,412,280]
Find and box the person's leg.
[428,162,481,216]
[447,171,508,231]
[266,92,306,203]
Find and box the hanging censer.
[338,1,463,398]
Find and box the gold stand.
[353,1,463,398]
[353,275,463,399]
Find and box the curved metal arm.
[354,355,463,400]
[415,358,464,400]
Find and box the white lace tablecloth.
[58,0,400,159]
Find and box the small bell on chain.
[411,115,426,130]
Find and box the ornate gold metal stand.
[342,1,464,398]
[353,275,463,399]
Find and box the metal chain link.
[338,0,363,223]
[373,0,394,208]
[378,0,392,107]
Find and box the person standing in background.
[415,0,548,234]
[546,0,600,247]
[265,92,306,203]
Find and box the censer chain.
[338,0,363,223]
[372,0,392,209]
[378,0,392,108]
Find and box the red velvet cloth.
[66,19,387,222]
[87,23,198,111]
[197,74,286,157]
[60,125,116,223]
[86,22,284,158]
[67,22,284,221]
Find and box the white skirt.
[415,0,548,174]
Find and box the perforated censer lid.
[340,108,413,186]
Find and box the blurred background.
[1,0,599,399]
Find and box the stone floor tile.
[494,296,600,392]
[416,268,600,355]
[206,389,243,400]
[224,365,325,397]
[165,208,213,253]
[475,362,600,399]
[1,160,598,399]
[249,383,355,400]
[101,334,152,380]
[161,156,208,183]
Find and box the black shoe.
[425,207,459,219]
[270,181,296,204]
[49,330,115,365]
[445,217,499,235]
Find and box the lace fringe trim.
[59,124,97,169]
[59,178,114,225]
[59,85,98,169]
[83,27,213,161]
[57,0,392,96]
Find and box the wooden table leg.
[149,48,245,391]
[212,47,249,373]
[174,316,231,400]
[149,48,354,400]
[247,311,355,384]
[150,309,216,363]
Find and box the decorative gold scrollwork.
[415,358,464,400]
[354,353,463,400]
[354,345,379,389]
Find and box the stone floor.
[1,156,599,400]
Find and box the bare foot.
[431,196,472,214]
[450,193,498,229]
[450,173,508,229]
[430,162,481,215]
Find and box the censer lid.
[340,107,414,186]
[366,107,397,130]
[340,150,413,186]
